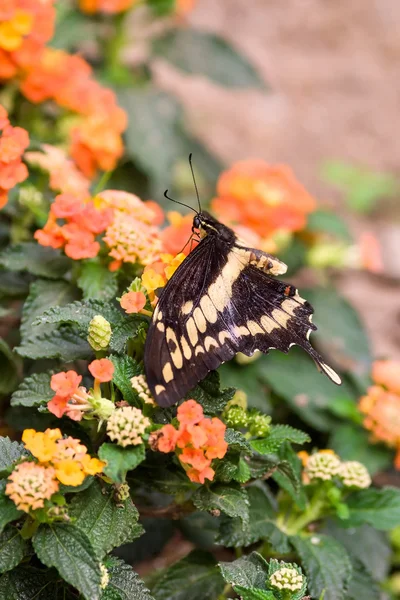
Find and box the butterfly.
[144,161,341,408]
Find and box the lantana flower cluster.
[78,0,197,16]
[47,359,115,422]
[299,449,371,489]
[151,399,228,484]
[6,428,104,512]
[0,105,29,208]
[359,359,400,468]
[107,406,150,447]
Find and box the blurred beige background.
[153,0,400,359]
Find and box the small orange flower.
[88,358,114,382]
[51,371,82,398]
[120,291,146,314]
[64,233,100,260]
[156,424,180,453]
[359,232,384,274]
[79,0,137,14]
[177,399,204,427]
[51,193,84,219]
[372,360,400,395]
[179,447,212,471]
[0,108,29,209]
[187,465,215,484]
[160,211,197,257]
[144,200,164,226]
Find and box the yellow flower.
[55,459,86,486]
[81,455,105,475]
[141,269,165,296]
[0,10,33,52]
[162,252,186,280]
[22,428,62,463]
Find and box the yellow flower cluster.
[5,428,105,513]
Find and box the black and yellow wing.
[144,235,340,407]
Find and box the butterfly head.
[192,211,235,242]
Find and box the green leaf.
[329,424,392,476]
[0,438,27,477]
[109,316,146,353]
[346,559,380,600]
[193,483,249,523]
[17,326,92,361]
[20,279,77,344]
[258,349,352,431]
[110,355,142,406]
[291,534,352,600]
[32,298,122,331]
[51,5,97,50]
[0,482,23,534]
[250,425,310,454]
[153,30,265,89]
[346,487,400,530]
[0,243,71,279]
[150,550,225,600]
[307,210,352,241]
[233,588,275,600]
[271,443,306,509]
[304,288,372,375]
[0,270,30,298]
[219,551,269,590]
[69,480,143,559]
[0,566,58,599]
[147,0,175,16]
[11,373,53,408]
[131,463,193,494]
[217,483,290,552]
[77,261,118,301]
[101,556,154,600]
[0,339,19,395]
[33,523,101,600]
[224,428,252,453]
[0,526,27,574]
[99,443,146,484]
[187,371,235,414]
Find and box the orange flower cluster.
[160,211,198,257]
[0,105,29,208]
[0,0,55,80]
[20,47,127,177]
[79,0,137,13]
[25,144,90,197]
[141,252,186,304]
[5,428,104,511]
[211,160,316,248]
[359,360,400,468]
[35,192,113,259]
[152,399,228,484]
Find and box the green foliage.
[153,30,266,89]
[193,483,249,523]
[187,370,235,414]
[17,326,92,361]
[0,482,23,534]
[99,443,146,483]
[110,355,142,406]
[219,551,270,591]
[33,298,122,331]
[33,523,101,600]
[0,339,19,396]
[0,440,26,478]
[0,566,59,599]
[0,526,27,574]
[77,261,118,301]
[291,534,352,600]
[11,372,53,408]
[345,487,400,530]
[250,424,310,455]
[69,480,143,558]
[149,550,225,600]
[307,209,353,241]
[0,243,71,279]
[101,557,154,600]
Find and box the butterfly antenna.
[189,153,202,213]
[164,190,198,214]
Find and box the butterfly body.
[144,211,341,407]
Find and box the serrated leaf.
[0,481,23,534]
[101,556,154,600]
[233,458,251,483]
[0,566,58,599]
[225,428,252,453]
[16,326,92,361]
[346,559,380,600]
[153,30,265,89]
[0,243,71,279]
[187,371,235,414]
[20,279,76,343]
[217,484,290,553]
[272,443,306,509]
[33,298,122,330]
[99,443,146,484]
[0,339,19,395]
[250,425,310,454]
[150,550,225,600]
[109,316,146,353]
[69,480,143,559]
[11,373,53,408]
[77,261,118,301]
[234,587,275,600]
[0,526,27,574]
[33,523,101,600]
[346,487,400,530]
[219,551,269,590]
[291,534,352,600]
[110,355,142,406]
[193,483,249,523]
[0,439,27,477]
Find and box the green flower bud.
[224,406,249,429]
[269,565,305,593]
[88,315,112,351]
[306,451,341,482]
[91,396,115,421]
[225,390,248,411]
[248,413,271,437]
[338,461,371,489]
[114,483,130,502]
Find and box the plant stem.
[284,489,326,535]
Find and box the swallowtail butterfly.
[144,161,341,407]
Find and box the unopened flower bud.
[88,315,112,351]
[305,451,341,482]
[269,565,305,592]
[114,483,130,502]
[249,413,271,437]
[225,390,248,411]
[224,406,249,429]
[91,396,115,421]
[107,406,150,447]
[338,461,371,489]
